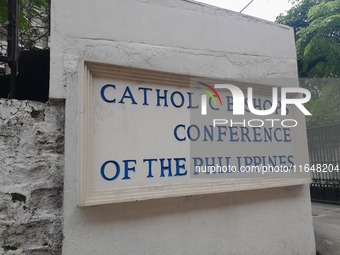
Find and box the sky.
[195,0,294,21]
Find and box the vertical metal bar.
[308,124,340,203]
[7,0,19,99]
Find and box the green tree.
[302,79,340,126]
[296,0,340,77]
[276,0,332,34]
[277,0,340,127]
[0,0,49,50]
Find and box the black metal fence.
[0,0,19,98]
[308,123,340,203]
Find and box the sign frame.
[78,61,310,207]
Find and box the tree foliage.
[277,0,340,127]
[276,0,330,33]
[305,80,340,125]
[297,0,340,77]
[0,0,49,50]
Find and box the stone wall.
[0,99,64,255]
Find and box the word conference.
[98,82,301,183]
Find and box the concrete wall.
[50,0,299,99]
[50,0,316,254]
[0,99,64,255]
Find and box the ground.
[313,202,340,255]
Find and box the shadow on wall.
[0,49,50,102]
[78,185,306,223]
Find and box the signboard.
[78,61,310,206]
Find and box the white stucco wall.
[50,0,315,254]
[50,0,299,99]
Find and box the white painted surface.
[51,0,315,254]
[65,186,315,255]
[50,0,299,99]
[78,63,309,206]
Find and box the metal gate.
[0,0,19,98]
[308,123,340,203]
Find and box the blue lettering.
[143,158,158,178]
[226,96,233,111]
[138,87,153,105]
[274,128,283,142]
[160,158,173,177]
[100,160,120,181]
[209,96,219,110]
[187,92,199,109]
[174,124,186,141]
[122,160,136,180]
[217,126,227,141]
[170,91,185,108]
[193,157,203,175]
[156,89,168,107]
[174,158,187,176]
[253,128,262,142]
[101,84,116,103]
[119,86,137,104]
[229,127,239,142]
[187,125,200,141]
[283,128,292,142]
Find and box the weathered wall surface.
[0,99,64,255]
[50,0,299,99]
[50,0,316,254]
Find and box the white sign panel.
[78,62,310,206]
